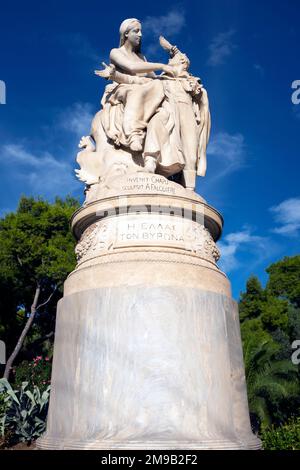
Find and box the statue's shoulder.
[110,47,125,60]
[110,47,131,69]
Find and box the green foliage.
[241,317,270,344]
[240,277,289,332]
[261,297,289,332]
[0,378,50,445]
[0,391,7,438]
[0,195,79,372]
[239,255,300,432]
[0,195,78,290]
[243,336,299,430]
[288,304,300,340]
[239,276,265,321]
[266,255,300,307]
[261,418,300,450]
[0,196,77,443]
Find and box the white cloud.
[270,197,300,236]
[59,32,101,63]
[58,102,94,138]
[0,101,96,204]
[143,9,185,37]
[142,9,186,57]
[0,103,94,203]
[207,29,237,66]
[1,144,78,196]
[218,228,268,272]
[207,131,246,179]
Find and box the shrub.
[261,418,300,450]
[0,378,50,446]
[0,390,7,442]
[14,356,52,390]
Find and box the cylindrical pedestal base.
[38,286,260,450]
[38,175,261,450]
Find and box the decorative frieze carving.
[75,215,220,265]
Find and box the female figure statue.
[96,18,174,172]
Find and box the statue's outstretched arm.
[159,36,179,57]
[95,62,151,85]
[110,48,174,75]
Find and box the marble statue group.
[76,18,211,192]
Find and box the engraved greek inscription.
[122,232,139,240]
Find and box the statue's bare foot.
[130,141,143,152]
[129,135,143,152]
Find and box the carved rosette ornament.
[188,225,221,263]
[75,222,114,262]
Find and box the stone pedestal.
[37,173,261,450]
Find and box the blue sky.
[0,0,299,299]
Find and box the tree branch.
[36,285,58,310]
[3,284,41,380]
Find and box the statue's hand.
[94,62,116,80]
[162,64,176,77]
[159,36,179,57]
[171,45,179,56]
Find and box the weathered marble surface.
[38,287,260,450]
